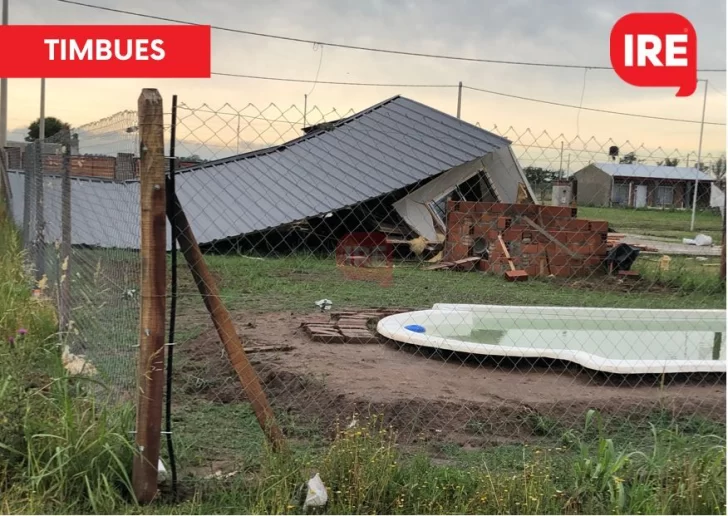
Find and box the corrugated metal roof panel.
[9,95,514,248]
[594,162,714,181]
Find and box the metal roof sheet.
[593,162,714,182]
[8,95,512,248]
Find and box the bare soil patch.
[177,311,726,446]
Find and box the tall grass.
[0,216,136,514]
[147,414,725,515]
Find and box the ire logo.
[610,13,697,97]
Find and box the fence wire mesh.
[14,112,140,397]
[8,95,726,489]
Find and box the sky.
[5,0,728,167]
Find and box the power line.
[212,72,726,126]
[463,85,727,126]
[211,71,456,88]
[56,0,727,72]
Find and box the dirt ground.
[178,311,726,446]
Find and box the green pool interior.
[438,316,726,362]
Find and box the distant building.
[572,162,714,209]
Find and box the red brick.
[472,222,492,237]
[586,256,605,266]
[589,220,609,233]
[540,206,574,219]
[552,231,587,245]
[488,203,509,213]
[497,217,512,230]
[477,260,491,272]
[445,242,470,261]
[503,228,522,241]
[564,219,591,231]
[570,245,596,256]
[592,243,609,256]
[486,229,500,241]
[522,244,543,255]
[548,252,570,266]
[525,263,542,277]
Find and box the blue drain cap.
[405,324,426,333]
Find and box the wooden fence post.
[132,89,167,504]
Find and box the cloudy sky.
[6,0,727,163]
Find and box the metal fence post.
[59,130,72,331]
[132,88,167,504]
[33,140,45,281]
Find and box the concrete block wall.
[444,201,609,278]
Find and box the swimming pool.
[376,304,726,374]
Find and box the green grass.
[195,254,725,311]
[578,206,724,241]
[0,216,136,514]
[134,413,725,515]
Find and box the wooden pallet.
[301,308,408,344]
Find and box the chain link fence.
[7,93,726,486]
[11,112,140,396]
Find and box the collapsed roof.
[8,95,535,249]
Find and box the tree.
[658,157,679,167]
[619,152,638,164]
[523,166,556,185]
[25,117,71,142]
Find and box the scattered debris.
[498,234,528,281]
[658,255,672,271]
[683,234,713,246]
[303,473,328,509]
[314,299,333,311]
[439,202,609,278]
[61,345,98,376]
[617,270,641,279]
[158,459,168,484]
[202,469,240,481]
[245,344,296,354]
[301,308,407,344]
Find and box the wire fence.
[6,92,726,488]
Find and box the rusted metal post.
[167,189,286,451]
[59,131,71,331]
[132,89,167,504]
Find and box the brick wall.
[443,201,609,278]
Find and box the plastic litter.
[683,234,713,246]
[303,473,328,508]
[405,324,426,333]
[314,299,333,311]
[157,458,168,484]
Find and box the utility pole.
[303,94,308,128]
[456,81,462,119]
[558,141,564,180]
[0,0,9,153]
[690,79,708,232]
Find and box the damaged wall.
[444,201,609,278]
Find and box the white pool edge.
[377,305,727,375]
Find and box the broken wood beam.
[167,187,285,452]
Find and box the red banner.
[0,25,211,78]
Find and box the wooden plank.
[246,345,295,354]
[168,186,285,453]
[132,89,167,504]
[453,256,481,265]
[310,334,348,343]
[522,216,583,259]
